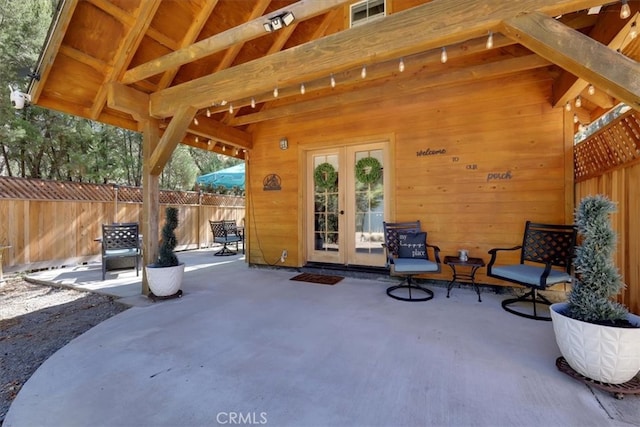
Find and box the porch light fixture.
[440,47,448,63]
[620,0,631,19]
[399,58,405,72]
[486,31,494,49]
[280,137,288,150]
[263,11,295,32]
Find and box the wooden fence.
[0,177,245,273]
[574,109,640,314]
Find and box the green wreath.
[314,162,337,189]
[355,157,382,184]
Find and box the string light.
[300,83,305,94]
[565,101,572,111]
[330,74,336,88]
[273,87,279,98]
[631,22,638,39]
[440,47,448,63]
[251,97,256,108]
[193,117,199,126]
[399,58,405,72]
[206,109,211,117]
[229,103,233,114]
[575,96,582,108]
[573,113,579,124]
[195,136,199,143]
[620,0,631,19]
[361,65,367,79]
[222,145,226,152]
[486,31,494,49]
[588,84,595,95]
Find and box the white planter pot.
[145,263,184,297]
[550,302,640,384]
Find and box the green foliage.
[567,195,629,323]
[157,207,180,267]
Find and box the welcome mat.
[290,273,344,285]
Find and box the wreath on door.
[355,157,382,184]
[314,162,337,189]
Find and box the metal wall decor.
[263,174,282,191]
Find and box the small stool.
[444,255,485,302]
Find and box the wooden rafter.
[501,12,640,111]
[149,0,607,119]
[150,105,198,174]
[121,0,351,85]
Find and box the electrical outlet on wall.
[280,249,287,263]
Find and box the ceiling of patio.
[28,0,640,161]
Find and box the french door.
[306,142,388,267]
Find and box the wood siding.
[248,70,573,286]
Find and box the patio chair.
[487,221,577,321]
[382,220,441,302]
[209,220,243,256]
[101,223,141,280]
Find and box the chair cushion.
[104,248,139,257]
[491,264,571,287]
[214,236,242,243]
[397,232,428,259]
[393,257,439,273]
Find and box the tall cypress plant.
[157,207,179,267]
[566,195,630,325]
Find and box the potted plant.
[145,207,184,299]
[550,195,640,384]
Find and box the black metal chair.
[382,220,441,302]
[101,223,141,280]
[209,220,243,256]
[487,221,577,321]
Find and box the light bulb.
[330,74,336,88]
[486,31,494,49]
[300,83,305,94]
[621,0,631,19]
[565,101,571,111]
[588,84,595,95]
[273,87,279,98]
[573,113,579,124]
[251,97,256,108]
[361,65,367,79]
[631,22,638,39]
[575,96,582,108]
[206,109,211,117]
[193,117,199,126]
[399,58,405,72]
[208,139,212,145]
[229,104,233,114]
[440,47,448,64]
[222,145,226,152]
[195,136,199,143]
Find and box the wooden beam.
[121,0,351,85]
[231,54,551,126]
[140,118,160,295]
[149,0,607,118]
[90,0,162,119]
[187,118,253,150]
[150,105,198,174]
[29,0,79,103]
[501,12,640,111]
[107,83,149,122]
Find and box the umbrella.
[196,163,245,190]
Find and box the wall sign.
[263,174,281,191]
[487,171,513,182]
[416,148,447,157]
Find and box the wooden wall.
[248,69,573,286]
[575,165,640,315]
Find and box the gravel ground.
[0,277,129,424]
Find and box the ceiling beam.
[187,118,253,150]
[501,11,640,111]
[107,83,150,121]
[231,54,551,126]
[149,0,607,118]
[121,0,351,85]
[150,105,198,174]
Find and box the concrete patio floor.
[5,248,639,427]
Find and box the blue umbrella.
[196,163,245,190]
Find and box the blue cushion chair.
[487,221,577,320]
[382,220,441,302]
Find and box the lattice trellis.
[574,110,640,182]
[0,177,244,207]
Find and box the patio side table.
[444,255,485,302]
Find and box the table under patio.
[6,248,639,427]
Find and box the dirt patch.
[0,278,128,424]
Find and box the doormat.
[290,273,344,285]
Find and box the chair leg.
[501,288,552,321]
[386,275,434,302]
